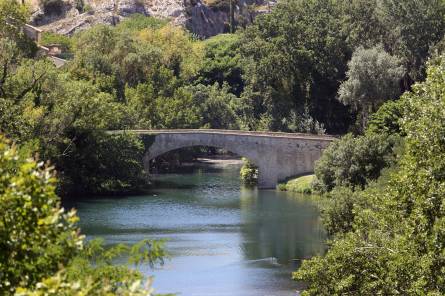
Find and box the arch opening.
[144,145,260,186]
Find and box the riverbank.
[73,162,325,296]
[278,175,315,194]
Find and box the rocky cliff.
[29,0,276,38]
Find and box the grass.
[278,174,315,194]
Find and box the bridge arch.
[134,130,335,188]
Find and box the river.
[70,160,325,296]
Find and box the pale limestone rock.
[31,0,276,37]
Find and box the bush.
[59,132,146,196]
[0,136,166,295]
[366,98,409,136]
[315,133,397,192]
[0,136,82,294]
[294,54,445,296]
[240,157,258,185]
[40,32,73,51]
[319,187,360,236]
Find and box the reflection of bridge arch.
[127,129,335,188]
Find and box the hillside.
[27,0,275,37]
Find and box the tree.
[376,0,445,80]
[58,132,146,196]
[240,0,351,133]
[0,136,165,295]
[240,157,258,185]
[185,83,239,129]
[295,55,445,295]
[338,0,445,82]
[314,133,397,192]
[0,0,36,56]
[197,34,244,96]
[0,136,82,294]
[338,45,405,129]
[366,97,409,136]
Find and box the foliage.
[15,270,154,296]
[116,14,168,33]
[338,45,405,129]
[239,0,351,133]
[185,83,239,129]
[295,54,445,295]
[0,0,35,56]
[314,133,397,192]
[58,132,146,196]
[318,187,361,236]
[338,0,445,81]
[240,157,257,185]
[0,136,82,294]
[1,1,445,196]
[197,34,243,96]
[375,0,445,80]
[137,24,204,80]
[0,136,166,295]
[40,32,73,52]
[366,97,409,136]
[238,0,445,133]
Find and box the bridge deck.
[112,129,337,141]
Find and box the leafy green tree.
[314,133,397,192]
[376,0,445,80]
[338,45,405,129]
[197,34,244,96]
[0,136,82,294]
[186,83,239,129]
[296,55,445,295]
[337,0,385,49]
[339,0,445,82]
[240,0,351,133]
[0,136,166,295]
[366,97,409,136]
[58,132,146,196]
[0,0,36,56]
[318,187,358,236]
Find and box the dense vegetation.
[3,0,445,293]
[295,54,445,295]
[0,136,166,295]
[3,0,445,196]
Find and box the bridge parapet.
[111,129,336,189]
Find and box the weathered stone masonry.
[127,129,335,189]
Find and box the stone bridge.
[122,129,335,189]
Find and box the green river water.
[69,161,325,296]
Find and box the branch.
[14,71,46,102]
[60,137,76,157]
[0,61,9,97]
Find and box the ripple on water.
[72,164,325,296]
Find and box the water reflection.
[69,163,325,296]
[239,188,325,267]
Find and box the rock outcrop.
[29,0,276,38]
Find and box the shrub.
[315,133,397,192]
[0,136,82,294]
[366,98,409,136]
[240,157,258,185]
